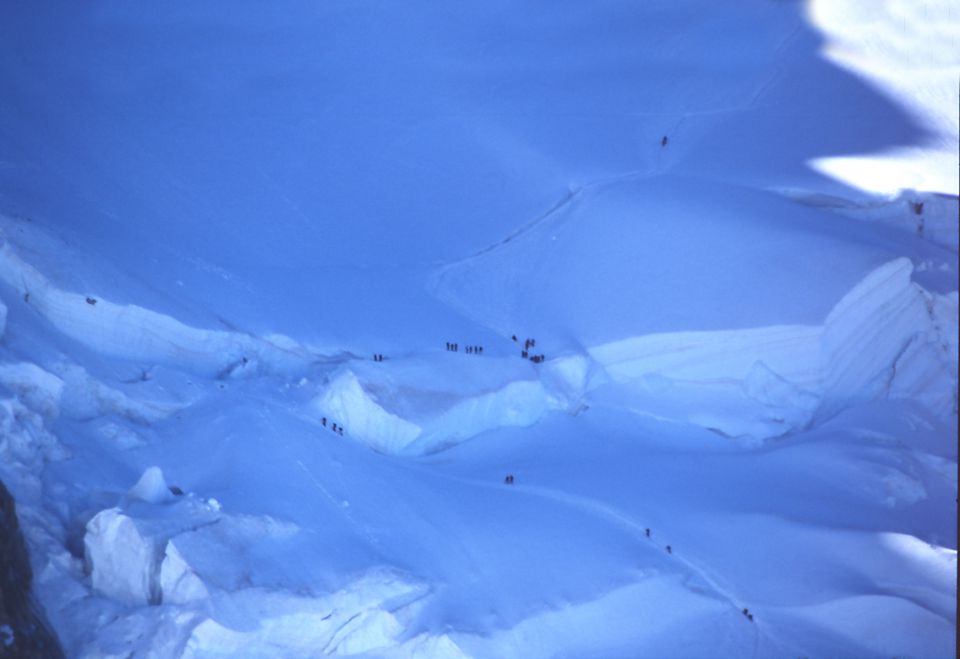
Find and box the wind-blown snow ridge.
[0,237,317,378]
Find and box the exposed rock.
[0,480,65,658]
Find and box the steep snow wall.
[587,258,957,439]
[311,259,954,452]
[311,359,557,455]
[0,237,315,378]
[819,258,935,418]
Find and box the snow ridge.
[589,258,957,440]
[0,238,317,378]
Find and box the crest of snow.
[588,258,956,439]
[819,258,937,419]
[84,508,162,606]
[0,239,315,378]
[128,467,174,504]
[413,379,551,453]
[590,324,823,389]
[313,359,558,454]
[83,497,222,606]
[589,324,823,439]
[881,532,958,585]
[159,539,209,605]
[312,369,423,453]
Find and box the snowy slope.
[0,0,956,658]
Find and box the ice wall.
[587,258,957,440]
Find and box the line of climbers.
[320,417,345,436]
[372,353,385,362]
[646,526,756,623]
[512,335,545,363]
[445,342,484,354]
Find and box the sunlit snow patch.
[807,0,960,195]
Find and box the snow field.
[0,0,955,655]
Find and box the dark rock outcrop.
[0,480,65,659]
